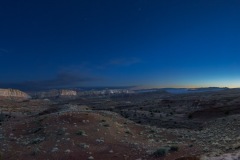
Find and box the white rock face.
[0,89,31,99]
[59,90,77,96]
[35,89,77,99]
[201,151,240,160]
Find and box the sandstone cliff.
[0,89,31,99]
[59,90,77,96]
[34,89,77,99]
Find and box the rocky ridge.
[34,89,77,99]
[0,89,31,99]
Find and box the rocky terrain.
[31,89,133,99]
[0,88,240,159]
[0,89,31,100]
[32,89,77,99]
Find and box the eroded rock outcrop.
[34,89,77,99]
[0,89,31,99]
[59,90,77,96]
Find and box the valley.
[0,88,240,160]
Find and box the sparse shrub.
[123,114,129,118]
[188,114,193,119]
[170,146,179,152]
[125,130,132,134]
[76,130,85,136]
[101,119,106,122]
[152,148,167,157]
[30,137,45,144]
[150,112,155,117]
[30,148,40,156]
[103,124,110,127]
[78,143,90,149]
[56,129,65,136]
[149,129,155,133]
[189,144,193,148]
[224,110,230,115]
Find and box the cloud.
[109,58,141,66]
[0,72,97,91]
[96,57,141,70]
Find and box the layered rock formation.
[59,90,77,96]
[34,89,77,99]
[32,89,132,99]
[0,89,31,99]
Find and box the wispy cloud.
[96,57,141,70]
[109,58,141,66]
[0,72,97,91]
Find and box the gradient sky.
[1,0,240,90]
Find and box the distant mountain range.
[134,87,229,94]
[165,87,228,94]
[0,87,231,100]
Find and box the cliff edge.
[0,89,31,99]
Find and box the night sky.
[1,0,240,90]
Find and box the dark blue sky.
[1,0,240,90]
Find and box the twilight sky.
[1,0,240,90]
